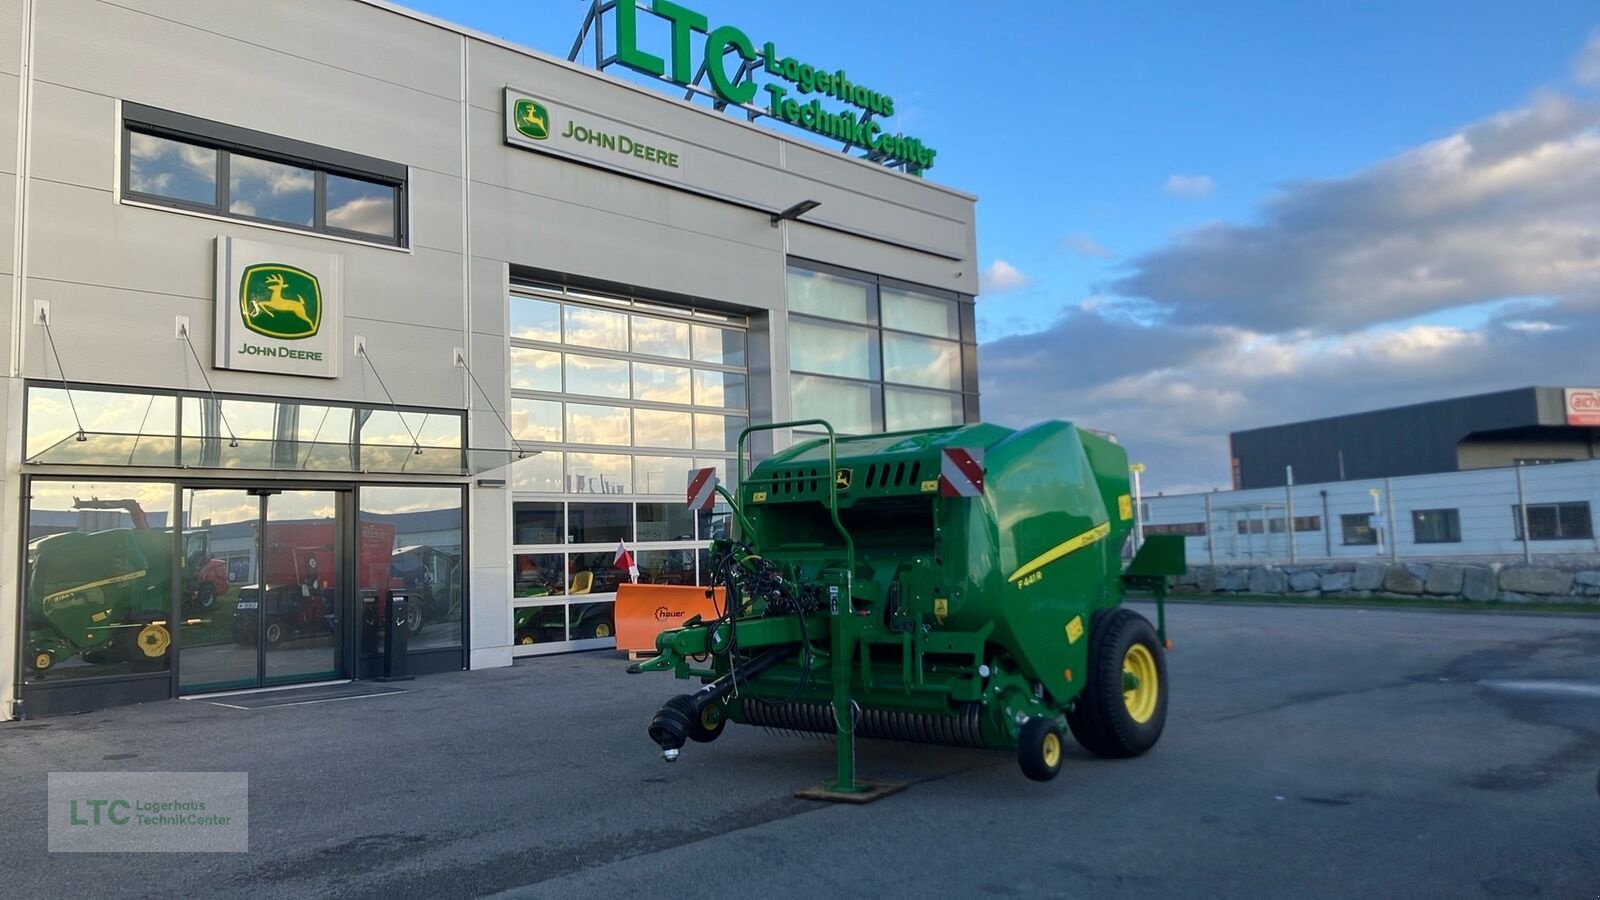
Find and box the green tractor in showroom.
[632,419,1183,798]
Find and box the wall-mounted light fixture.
[771,199,821,227]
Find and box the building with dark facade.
[1229,387,1600,489]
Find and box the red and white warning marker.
[614,540,640,583]
[687,466,719,511]
[940,447,985,497]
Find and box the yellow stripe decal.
[43,569,147,606]
[1007,523,1111,584]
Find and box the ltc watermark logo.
[49,771,249,852]
[240,264,321,340]
[514,98,551,140]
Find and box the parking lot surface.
[3,602,1598,899]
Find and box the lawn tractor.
[632,419,1184,797]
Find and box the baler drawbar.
[631,419,1185,798]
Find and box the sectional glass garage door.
[506,284,746,654]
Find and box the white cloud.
[1575,28,1600,87]
[1504,319,1564,333]
[1163,174,1215,198]
[1060,233,1114,259]
[980,259,1031,294]
[1117,91,1600,333]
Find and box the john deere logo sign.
[514,99,550,140]
[240,264,321,340]
[503,88,685,176]
[215,237,341,378]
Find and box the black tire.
[264,620,285,646]
[688,702,727,743]
[1067,608,1168,759]
[196,583,217,612]
[1017,716,1065,782]
[406,602,425,636]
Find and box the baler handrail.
[736,420,856,577]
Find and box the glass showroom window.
[23,480,178,683]
[507,284,749,652]
[361,486,464,653]
[786,265,969,435]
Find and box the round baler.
[633,419,1185,797]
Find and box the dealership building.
[0,0,980,716]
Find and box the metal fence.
[1142,458,1600,565]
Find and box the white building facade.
[0,0,980,717]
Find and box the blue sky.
[405,1,1600,491]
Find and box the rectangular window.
[1412,508,1461,543]
[789,318,879,380]
[514,502,563,545]
[1512,502,1594,540]
[882,333,961,391]
[1341,513,1377,545]
[792,374,876,435]
[885,387,962,431]
[510,348,562,393]
[1145,522,1206,536]
[1293,516,1322,532]
[567,502,632,544]
[786,263,969,439]
[881,287,958,338]
[786,268,873,323]
[122,103,405,246]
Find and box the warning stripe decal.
[687,466,718,511]
[940,448,985,497]
[1006,523,1112,584]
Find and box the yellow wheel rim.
[34,652,52,670]
[136,623,171,658]
[700,705,720,731]
[1122,643,1159,723]
[519,635,535,645]
[594,622,613,639]
[1041,731,1062,768]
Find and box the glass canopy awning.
[25,431,538,477]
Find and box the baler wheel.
[1017,717,1065,782]
[690,702,727,743]
[1067,608,1168,759]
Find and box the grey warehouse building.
[1229,387,1600,489]
[0,0,981,717]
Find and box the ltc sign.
[610,0,937,173]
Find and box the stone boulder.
[1221,569,1249,592]
[1383,564,1425,594]
[1498,566,1574,596]
[1319,572,1354,593]
[1460,566,1496,602]
[1424,564,1466,595]
[1248,567,1288,595]
[1288,571,1321,592]
[1574,571,1600,590]
[1352,561,1387,591]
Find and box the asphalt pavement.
[2,602,1598,899]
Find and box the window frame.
[1512,501,1595,541]
[1341,512,1377,546]
[1411,508,1462,544]
[120,102,408,247]
[785,260,972,436]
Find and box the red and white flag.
[614,540,639,583]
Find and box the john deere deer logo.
[514,98,550,140]
[240,264,321,340]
